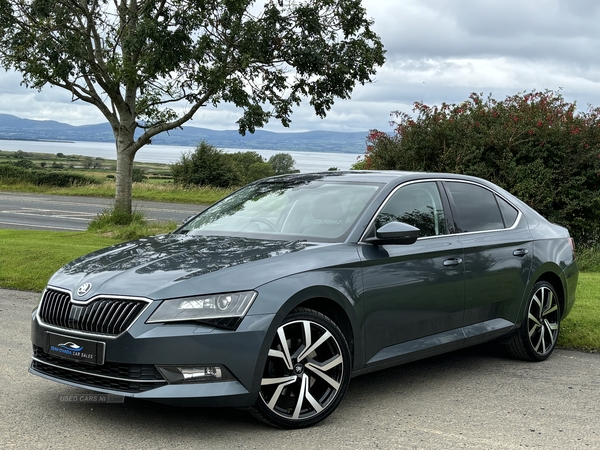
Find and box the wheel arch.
[248,281,364,399]
[535,271,566,319]
[296,296,355,365]
[276,284,362,369]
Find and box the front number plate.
[45,332,105,365]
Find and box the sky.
[1,0,600,133]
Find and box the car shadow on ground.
[37,342,514,433]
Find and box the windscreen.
[182,178,381,241]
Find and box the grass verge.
[88,208,178,240]
[0,229,120,291]
[559,272,600,352]
[0,181,232,205]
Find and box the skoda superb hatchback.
[30,171,578,428]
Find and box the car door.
[358,181,465,365]
[442,181,533,333]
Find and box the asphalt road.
[2,289,599,449]
[0,191,206,231]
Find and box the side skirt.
[352,318,514,378]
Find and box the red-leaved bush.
[357,90,600,243]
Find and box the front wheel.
[252,307,351,428]
[507,281,561,361]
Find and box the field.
[0,149,232,204]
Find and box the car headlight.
[146,291,257,329]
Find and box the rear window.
[444,182,504,232]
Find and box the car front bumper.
[30,307,276,407]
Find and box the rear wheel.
[252,307,351,428]
[507,281,561,361]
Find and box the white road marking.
[0,211,92,221]
[0,221,84,231]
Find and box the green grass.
[0,180,231,204]
[559,272,600,352]
[577,246,600,272]
[0,148,232,204]
[0,230,120,291]
[87,208,178,240]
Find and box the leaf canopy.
[0,0,385,151]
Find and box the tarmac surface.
[1,288,599,449]
[0,191,205,231]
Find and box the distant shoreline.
[0,139,361,172]
[0,138,75,144]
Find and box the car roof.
[262,170,489,185]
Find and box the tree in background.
[171,141,296,187]
[0,0,384,217]
[359,90,600,243]
[227,151,275,183]
[171,141,241,188]
[268,153,296,175]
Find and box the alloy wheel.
[259,317,346,423]
[526,284,560,357]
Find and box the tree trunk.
[115,135,136,215]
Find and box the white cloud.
[2,0,600,133]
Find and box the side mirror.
[365,222,420,246]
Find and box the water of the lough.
[0,139,363,173]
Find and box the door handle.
[513,249,529,257]
[443,258,463,267]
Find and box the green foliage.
[226,151,268,184]
[0,163,99,187]
[269,153,296,175]
[228,151,265,171]
[171,141,242,188]
[0,0,385,214]
[363,90,600,243]
[227,151,276,183]
[247,161,276,181]
[351,158,368,170]
[171,142,297,187]
[82,156,94,169]
[11,158,35,168]
[89,208,146,227]
[87,207,177,240]
[577,245,600,272]
[559,273,600,351]
[132,167,147,183]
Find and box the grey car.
[30,171,578,428]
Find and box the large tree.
[0,0,385,214]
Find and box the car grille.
[38,288,148,336]
[32,346,166,393]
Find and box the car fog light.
[157,365,234,384]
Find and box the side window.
[375,182,447,237]
[444,182,504,232]
[497,195,519,228]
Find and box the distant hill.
[0,114,368,154]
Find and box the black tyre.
[507,281,561,361]
[252,307,351,428]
